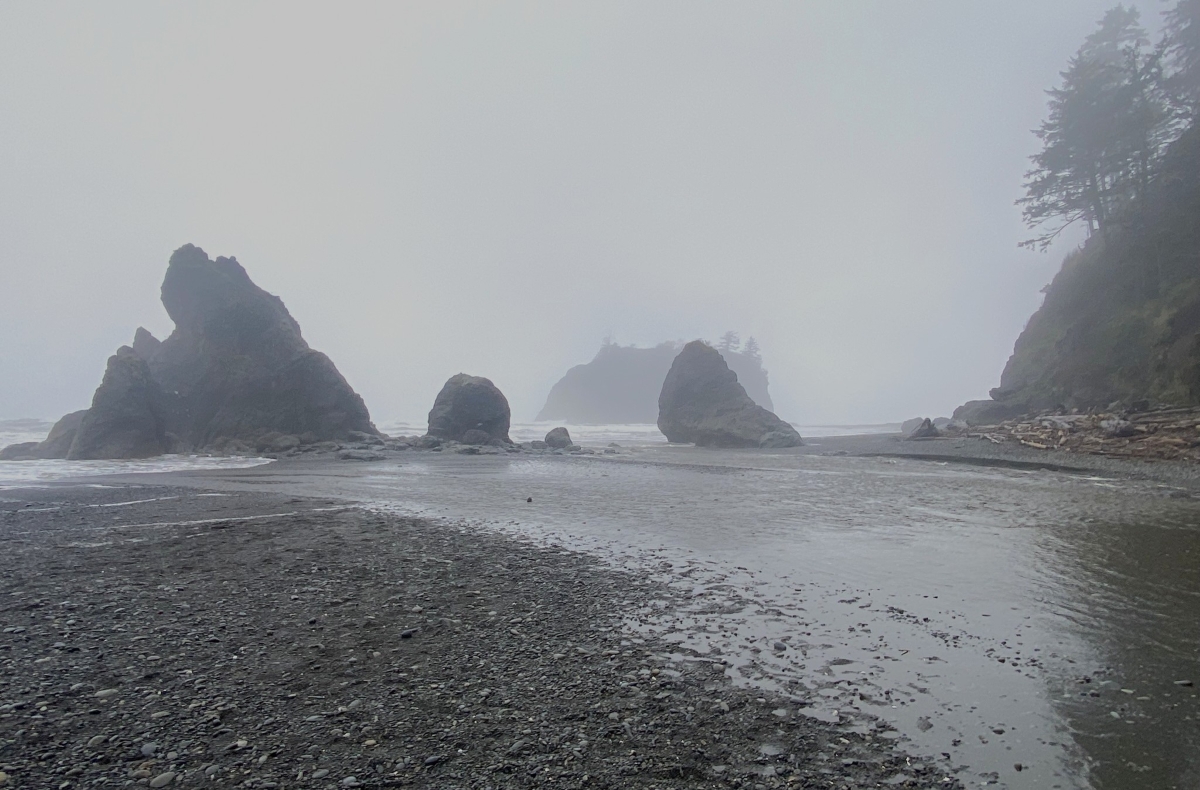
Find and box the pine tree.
[742,336,761,361]
[1018,6,1172,249]
[716,331,740,355]
[1165,0,1200,113]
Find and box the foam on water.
[0,455,274,488]
[0,417,273,487]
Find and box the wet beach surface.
[3,433,1199,789]
[0,484,957,790]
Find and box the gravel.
[0,485,958,789]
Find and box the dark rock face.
[148,245,376,447]
[537,341,774,424]
[460,429,494,446]
[0,410,90,460]
[426,374,511,444]
[21,245,378,460]
[544,427,572,449]
[37,410,88,458]
[952,399,1030,426]
[0,443,40,461]
[131,327,161,361]
[657,341,802,448]
[67,347,172,460]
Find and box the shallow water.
[146,444,1200,790]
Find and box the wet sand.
[0,484,956,790]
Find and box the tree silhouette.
[1166,0,1200,113]
[743,336,761,361]
[716,331,741,355]
[1018,6,1172,249]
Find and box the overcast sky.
[0,2,1162,426]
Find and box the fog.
[0,2,1153,426]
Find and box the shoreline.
[0,483,960,789]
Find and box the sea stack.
[657,341,802,448]
[425,374,512,445]
[1,244,377,460]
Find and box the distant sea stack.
[537,339,773,424]
[657,341,802,448]
[1,244,377,460]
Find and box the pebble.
[773,641,787,652]
[312,769,329,779]
[87,735,107,747]
[94,688,119,700]
[205,765,219,777]
[149,772,176,788]
[341,777,360,787]
[1174,679,1194,687]
[141,742,159,757]
[0,772,8,786]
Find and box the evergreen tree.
[743,336,761,361]
[1165,0,1200,113]
[1018,6,1172,249]
[716,331,740,355]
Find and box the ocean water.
[0,416,899,489]
[0,418,272,488]
[379,418,902,445]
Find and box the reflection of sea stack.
[657,341,802,448]
[425,374,512,445]
[0,244,377,460]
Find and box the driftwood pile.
[969,406,1200,462]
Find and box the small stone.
[94,688,119,700]
[141,742,159,757]
[0,772,8,786]
[341,777,360,787]
[773,641,787,652]
[364,739,377,746]
[1174,680,1194,687]
[411,605,423,613]
[311,769,329,779]
[205,765,219,777]
[149,772,176,788]
[87,735,107,747]
[423,756,440,766]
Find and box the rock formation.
[544,426,572,449]
[146,244,376,448]
[426,374,512,444]
[0,410,88,460]
[657,341,802,448]
[904,418,940,440]
[0,244,377,460]
[67,347,172,460]
[537,341,774,424]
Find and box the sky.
[0,1,1166,426]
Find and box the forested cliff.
[958,3,1200,423]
